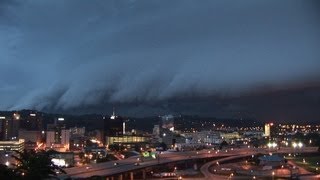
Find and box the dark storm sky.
[0,0,320,121]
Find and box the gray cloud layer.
[0,0,319,111]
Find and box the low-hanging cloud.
[0,0,320,112]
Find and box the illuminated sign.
[30,113,36,117]
[142,152,150,157]
[58,118,64,121]
[51,158,66,167]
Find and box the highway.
[62,147,318,179]
[200,147,319,180]
[200,154,252,180]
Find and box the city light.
[267,142,277,148]
[292,142,303,148]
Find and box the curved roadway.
[62,147,318,179]
[200,147,319,180]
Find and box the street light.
[228,173,234,179]
[292,142,297,148]
[292,142,303,149]
[272,171,275,180]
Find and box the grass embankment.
[287,155,320,173]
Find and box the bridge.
[62,147,318,179]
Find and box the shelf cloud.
[0,0,319,112]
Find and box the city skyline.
[0,1,319,179]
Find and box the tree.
[159,142,167,151]
[12,150,66,179]
[0,164,18,179]
[219,141,228,149]
[248,153,262,165]
[109,144,123,151]
[305,133,320,146]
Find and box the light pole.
[272,171,275,180]
[5,153,9,167]
[228,173,234,179]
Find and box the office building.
[0,139,25,152]
[161,115,175,132]
[70,127,85,138]
[104,110,125,137]
[153,125,160,137]
[18,129,44,150]
[20,112,43,131]
[46,117,70,152]
[0,113,20,140]
[265,123,271,137]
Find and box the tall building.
[103,109,127,145]
[104,110,125,137]
[46,117,70,152]
[153,125,160,137]
[0,113,20,140]
[264,123,272,138]
[19,130,42,150]
[20,112,43,131]
[161,115,175,132]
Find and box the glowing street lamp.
[267,142,277,148]
[272,171,275,180]
[228,173,234,179]
[292,142,303,149]
[292,142,298,148]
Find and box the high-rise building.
[153,125,160,137]
[20,112,43,131]
[46,117,70,152]
[0,113,20,140]
[104,110,124,137]
[161,115,175,132]
[264,123,272,137]
[103,109,127,145]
